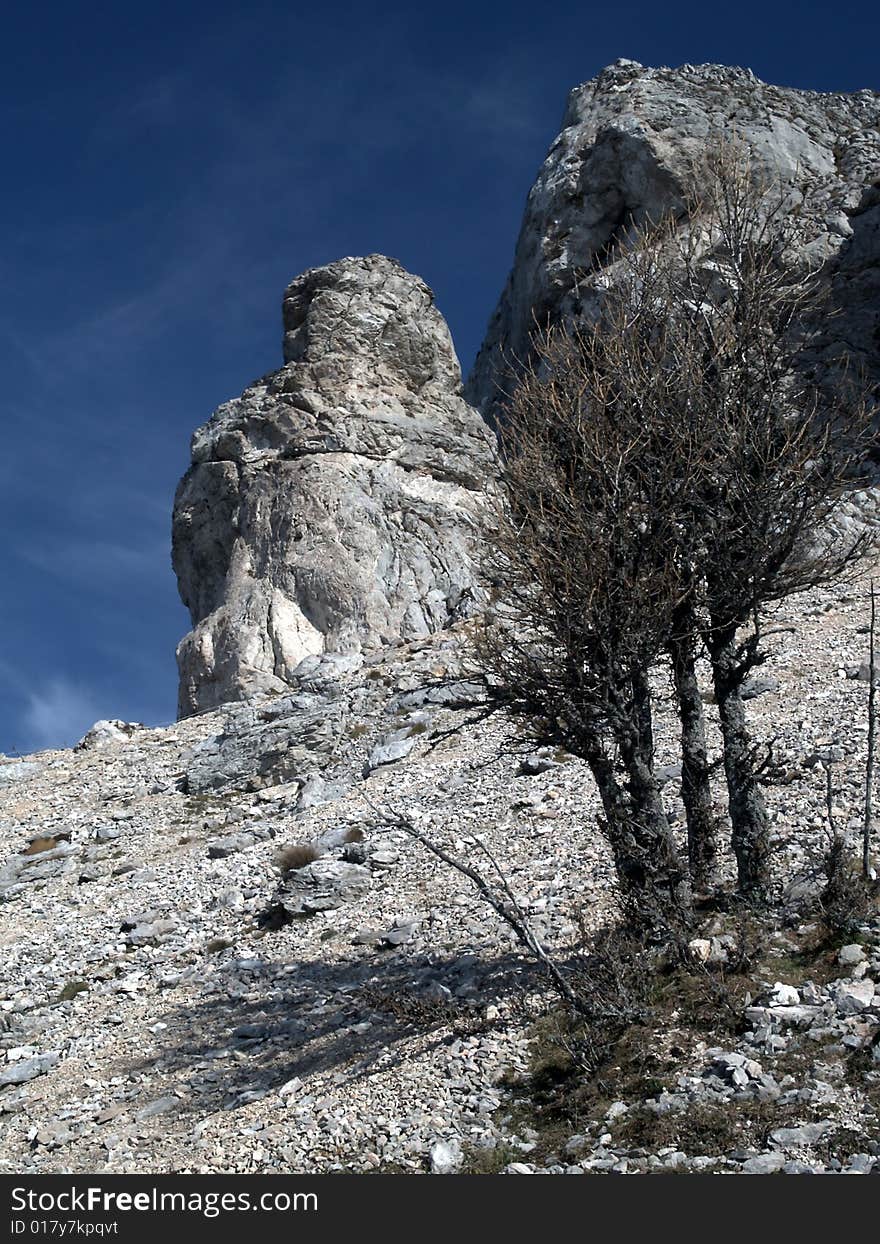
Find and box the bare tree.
[476,321,697,943]
[656,146,874,899]
[477,139,874,921]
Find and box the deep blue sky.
[2,1,878,754]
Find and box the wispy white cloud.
[0,661,102,752]
[15,537,172,587]
[458,77,549,149]
[20,678,103,751]
[86,72,192,152]
[10,41,552,382]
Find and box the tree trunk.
[708,623,770,900]
[585,717,693,943]
[669,621,716,891]
[631,666,655,764]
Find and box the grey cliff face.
[466,59,880,418]
[173,64,880,715]
[173,254,497,716]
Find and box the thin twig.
[367,799,585,1012]
[864,580,876,877]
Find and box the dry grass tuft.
[275,842,322,873]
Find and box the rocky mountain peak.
[466,60,880,418]
[172,63,880,714]
[172,255,496,716]
[280,253,462,394]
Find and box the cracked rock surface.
[467,59,880,421]
[173,254,497,715]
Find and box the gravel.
[2,576,880,1173]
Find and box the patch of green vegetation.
[609,1099,800,1155]
[496,1003,677,1166]
[459,910,878,1170]
[814,1125,871,1161]
[647,966,750,1035]
[460,1141,520,1174]
[762,949,837,988]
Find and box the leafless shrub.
[359,984,489,1038]
[820,835,874,936]
[274,842,322,873]
[554,927,655,1075]
[800,765,876,936]
[371,800,662,1035]
[371,802,589,1011]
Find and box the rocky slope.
[6,60,880,1177]
[173,255,497,715]
[467,59,880,419]
[2,574,880,1174]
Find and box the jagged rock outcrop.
[173,254,497,715]
[467,59,880,419]
[173,66,880,715]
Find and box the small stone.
[207,833,255,859]
[655,763,682,786]
[76,720,139,749]
[770,982,800,1007]
[135,1096,178,1121]
[770,1121,833,1147]
[838,944,867,966]
[369,850,400,869]
[688,938,712,963]
[0,1052,61,1087]
[96,1104,129,1125]
[742,675,781,700]
[364,736,415,775]
[742,1152,785,1174]
[517,752,558,776]
[844,1154,875,1174]
[430,1139,462,1174]
[834,979,875,1015]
